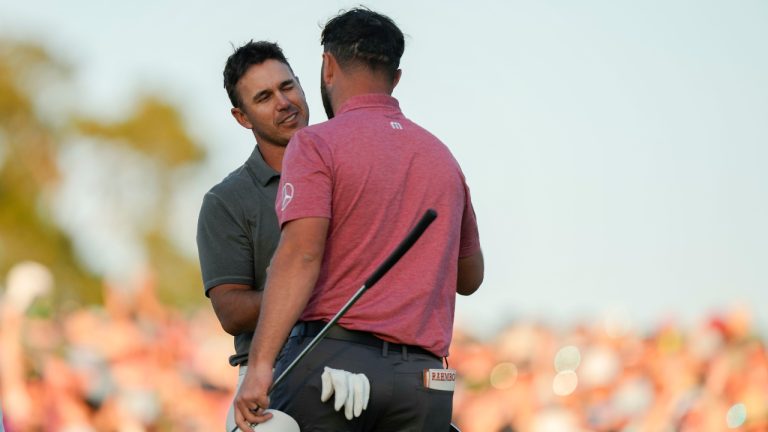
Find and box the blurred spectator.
[1,262,234,431]
[1,261,766,431]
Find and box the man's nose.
[275,91,291,109]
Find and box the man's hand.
[234,363,274,430]
[320,366,370,420]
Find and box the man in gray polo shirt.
[196,40,309,431]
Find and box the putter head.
[250,409,299,432]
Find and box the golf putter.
[270,208,438,393]
[268,209,461,431]
[266,209,461,431]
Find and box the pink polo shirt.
[276,94,480,357]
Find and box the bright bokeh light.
[552,370,578,396]
[580,345,620,388]
[554,345,581,372]
[530,408,580,432]
[726,403,747,429]
[490,362,518,390]
[5,261,54,311]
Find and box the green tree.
[0,40,101,304]
[0,39,206,308]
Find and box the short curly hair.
[223,41,292,108]
[321,7,404,80]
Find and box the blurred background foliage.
[0,38,205,309]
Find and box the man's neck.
[332,74,394,114]
[257,143,285,172]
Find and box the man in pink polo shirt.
[235,8,483,431]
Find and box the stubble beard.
[320,71,335,120]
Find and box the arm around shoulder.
[457,249,483,296]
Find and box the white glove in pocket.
[320,366,370,420]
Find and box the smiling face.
[231,59,309,148]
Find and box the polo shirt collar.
[246,145,280,186]
[336,93,400,116]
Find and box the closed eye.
[253,91,271,103]
[280,79,296,91]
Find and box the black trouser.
[270,322,453,432]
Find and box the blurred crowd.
[1,263,234,431]
[451,307,767,432]
[1,262,766,432]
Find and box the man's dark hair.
[223,40,292,108]
[321,8,404,80]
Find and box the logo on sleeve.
[281,183,294,211]
[390,121,403,130]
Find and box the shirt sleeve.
[458,181,481,258]
[276,129,333,226]
[196,191,254,296]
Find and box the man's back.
[277,93,480,357]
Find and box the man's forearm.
[248,218,329,369]
[209,284,263,335]
[249,258,318,367]
[457,250,484,296]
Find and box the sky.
[1,0,767,336]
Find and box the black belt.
[289,321,438,359]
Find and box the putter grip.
[363,209,437,288]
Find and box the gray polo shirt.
[196,146,280,366]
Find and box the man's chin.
[281,116,309,131]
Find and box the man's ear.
[392,69,402,89]
[322,52,336,85]
[231,107,252,129]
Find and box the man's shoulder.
[293,113,453,160]
[201,164,259,215]
[291,114,389,147]
[207,164,251,197]
[294,121,334,141]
